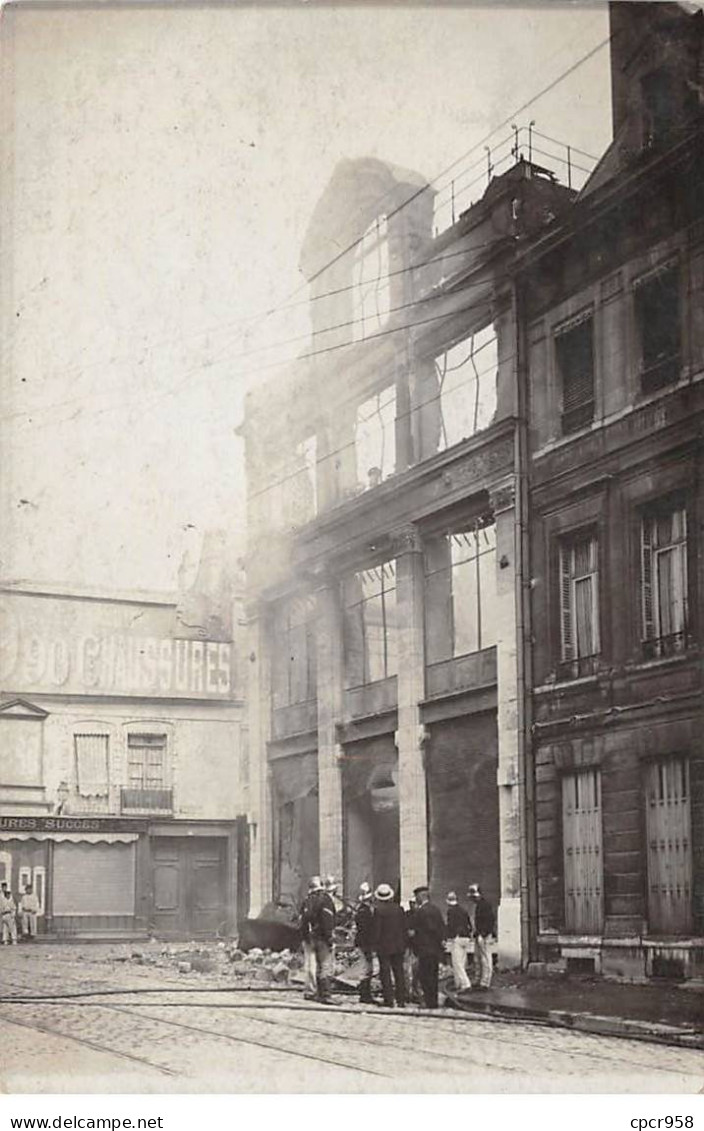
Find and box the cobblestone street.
[0,945,701,1094]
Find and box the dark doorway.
[151,836,226,937]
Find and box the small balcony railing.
[641,632,687,662]
[120,787,173,814]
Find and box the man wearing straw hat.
[372,882,407,1008]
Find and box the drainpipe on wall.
[513,277,538,966]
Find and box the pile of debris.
[112,938,365,989]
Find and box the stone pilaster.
[315,579,344,886]
[393,526,429,898]
[246,606,273,916]
[490,477,523,968]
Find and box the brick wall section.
[426,713,499,910]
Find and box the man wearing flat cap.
[410,885,445,1009]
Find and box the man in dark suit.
[467,883,496,990]
[372,882,407,1007]
[411,884,446,1009]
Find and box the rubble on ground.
[99,936,366,988]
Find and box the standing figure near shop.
[372,883,407,1009]
[299,874,336,1004]
[411,885,446,1009]
[467,883,496,990]
[19,882,40,941]
[445,891,471,992]
[0,882,18,946]
[354,882,376,1005]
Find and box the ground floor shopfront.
[0,815,250,939]
[268,704,502,934]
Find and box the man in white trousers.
[444,891,472,992]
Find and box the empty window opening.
[352,216,391,342]
[288,434,317,526]
[559,532,600,677]
[642,69,675,150]
[435,327,497,451]
[425,521,497,664]
[355,386,396,488]
[344,561,397,686]
[556,315,594,435]
[635,265,680,394]
[562,769,604,935]
[641,503,688,659]
[272,594,317,709]
[646,756,692,936]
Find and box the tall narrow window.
[635,265,680,394]
[642,68,675,150]
[562,769,604,934]
[424,520,497,664]
[74,734,109,797]
[555,315,594,435]
[355,386,396,488]
[127,733,166,789]
[646,757,692,935]
[286,435,317,527]
[352,216,390,342]
[641,503,688,658]
[559,532,600,676]
[435,326,498,450]
[272,595,317,709]
[344,561,397,686]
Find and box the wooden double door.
[151,836,227,937]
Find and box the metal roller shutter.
[53,842,136,916]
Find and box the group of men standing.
[0,880,40,945]
[298,874,495,1010]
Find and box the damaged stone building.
[243,149,577,967]
[243,2,703,977]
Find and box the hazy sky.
[0,3,612,592]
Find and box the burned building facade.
[243,3,704,978]
[243,155,576,967]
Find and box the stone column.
[246,606,273,916]
[393,526,429,897]
[490,477,523,968]
[315,579,344,886]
